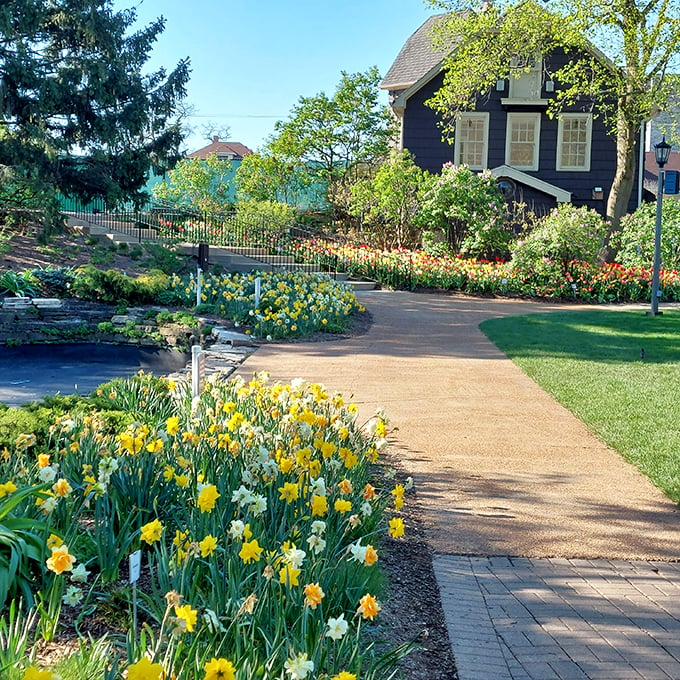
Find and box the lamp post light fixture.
[648,136,672,316]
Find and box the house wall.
[400,51,640,217]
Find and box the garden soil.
[236,289,680,560]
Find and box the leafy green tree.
[349,150,426,248]
[428,0,680,241]
[248,68,398,219]
[235,151,314,206]
[153,155,234,213]
[0,0,190,219]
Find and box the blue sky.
[122,0,441,154]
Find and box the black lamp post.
[649,136,672,316]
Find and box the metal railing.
[65,198,415,289]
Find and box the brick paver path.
[236,290,680,679]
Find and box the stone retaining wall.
[0,297,202,347]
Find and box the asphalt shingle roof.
[380,14,451,91]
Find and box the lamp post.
[648,136,672,316]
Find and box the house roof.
[380,14,451,91]
[186,137,253,160]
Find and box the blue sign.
[664,170,679,195]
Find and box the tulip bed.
[0,372,408,679]
[294,239,680,303]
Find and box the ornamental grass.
[0,372,408,679]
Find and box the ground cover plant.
[480,309,680,503]
[0,371,410,679]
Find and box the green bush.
[613,198,680,270]
[510,204,607,272]
[417,163,510,259]
[235,198,297,233]
[30,267,75,297]
[71,265,168,304]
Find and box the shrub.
[349,150,426,249]
[417,163,510,259]
[613,198,680,270]
[510,204,607,272]
[71,265,168,305]
[30,267,75,297]
[235,198,297,233]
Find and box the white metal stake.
[255,276,261,309]
[196,266,202,307]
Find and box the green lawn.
[480,309,680,504]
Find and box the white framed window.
[556,113,592,171]
[506,113,541,170]
[508,55,543,100]
[454,113,489,169]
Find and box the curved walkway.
[235,290,680,680]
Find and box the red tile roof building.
[186,137,253,161]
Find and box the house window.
[506,113,541,170]
[557,114,592,171]
[455,113,489,169]
[508,55,542,101]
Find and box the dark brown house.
[380,14,641,216]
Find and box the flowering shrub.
[614,198,680,270]
[510,204,608,273]
[417,163,510,260]
[0,372,409,678]
[166,269,362,339]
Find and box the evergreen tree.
[0,0,190,219]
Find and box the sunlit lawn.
[481,309,680,504]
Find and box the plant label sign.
[129,549,142,584]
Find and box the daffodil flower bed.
[165,270,363,339]
[0,371,409,679]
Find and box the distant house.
[186,137,253,162]
[380,14,641,216]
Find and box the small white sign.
[129,550,141,584]
[571,283,577,290]
[501,278,508,285]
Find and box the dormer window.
[502,55,548,106]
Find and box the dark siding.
[400,48,641,216]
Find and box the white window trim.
[505,112,541,171]
[454,112,490,170]
[507,55,543,101]
[556,113,592,172]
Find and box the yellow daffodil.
[21,667,55,680]
[203,657,236,680]
[388,517,405,538]
[239,539,263,564]
[197,484,220,513]
[278,481,299,503]
[303,582,324,609]
[174,604,198,633]
[279,564,301,587]
[332,673,357,680]
[0,480,17,498]
[166,416,179,436]
[199,535,218,557]
[140,519,164,545]
[334,499,351,514]
[46,544,75,574]
[127,656,164,680]
[310,494,328,516]
[357,593,381,619]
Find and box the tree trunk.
[604,108,638,261]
